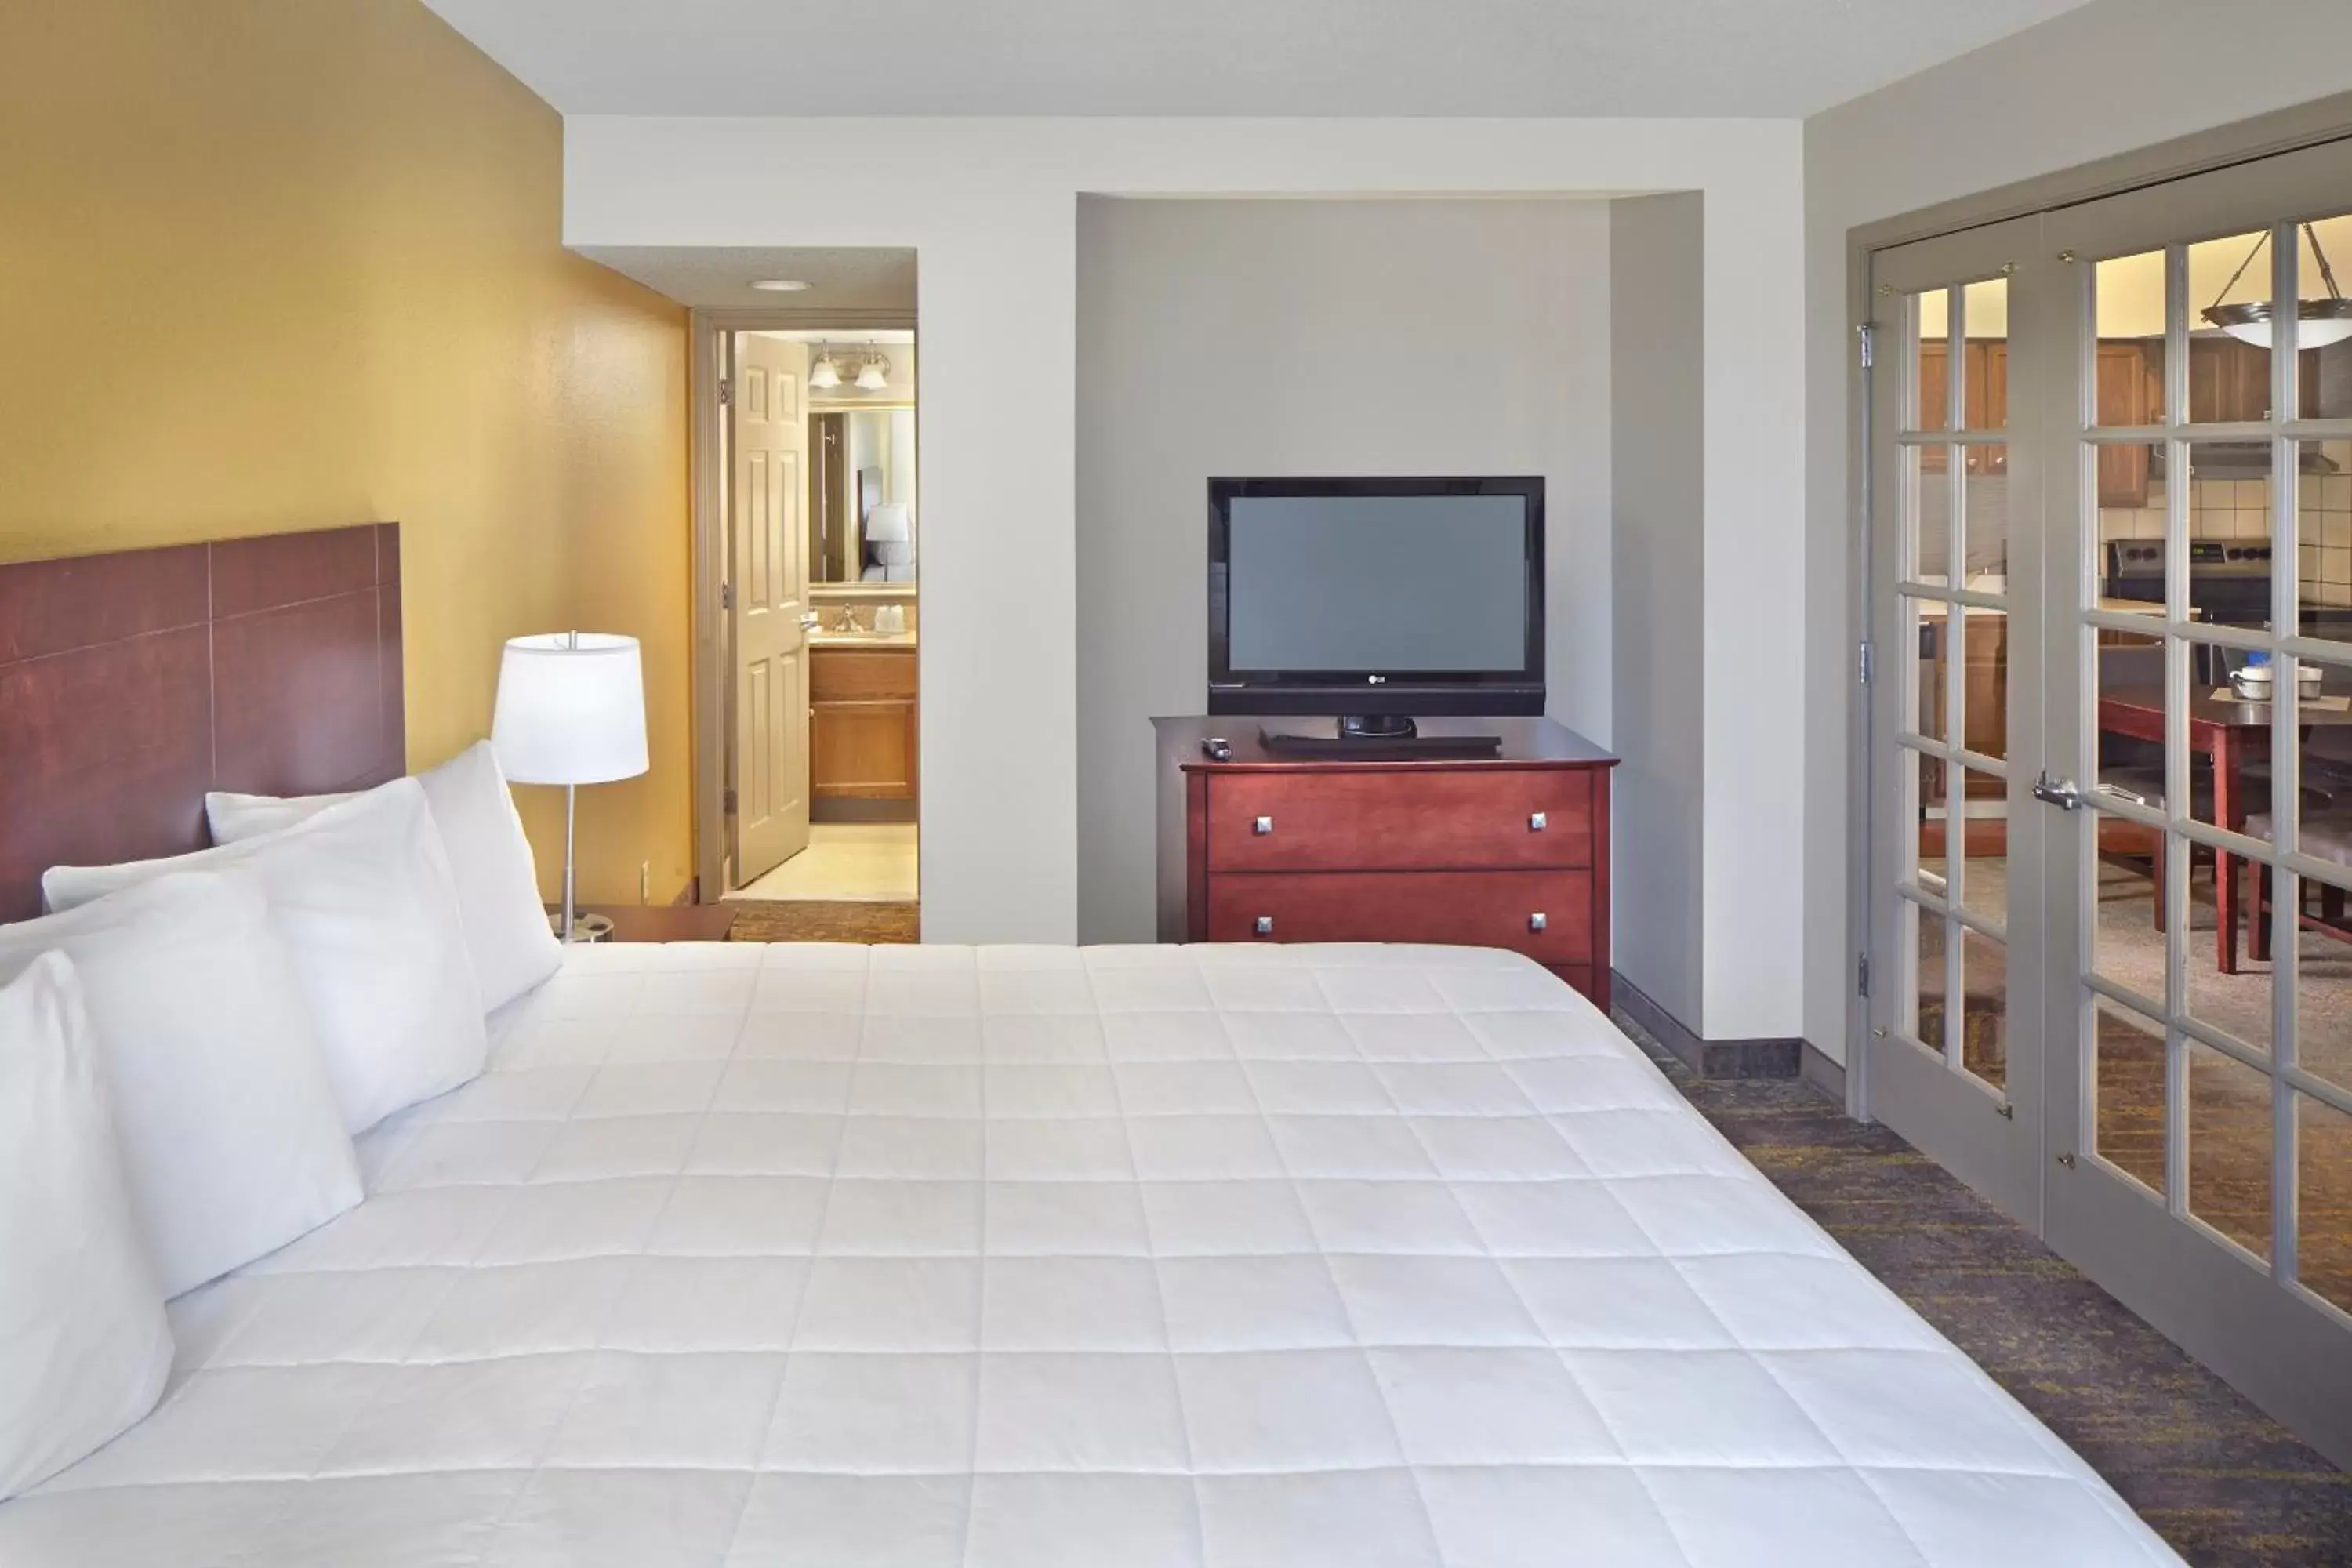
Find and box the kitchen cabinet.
[1916,341,2007,474]
[2096,342,2161,507]
[2188,336,2321,424]
[809,645,917,801]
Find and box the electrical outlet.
[639,861,650,905]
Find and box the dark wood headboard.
[0,523,404,920]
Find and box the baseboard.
[813,800,918,825]
[1611,970,1803,1080]
[1800,1040,1847,1103]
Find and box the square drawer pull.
[1253,815,1274,835]
[1254,916,1275,935]
[1528,913,1548,932]
[1529,811,1547,831]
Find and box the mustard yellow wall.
[0,0,691,905]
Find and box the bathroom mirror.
[810,408,917,584]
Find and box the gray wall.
[1610,193,1706,1029]
[1801,0,2352,1063]
[1076,197,1613,943]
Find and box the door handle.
[2031,771,2088,811]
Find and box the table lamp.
[491,631,649,942]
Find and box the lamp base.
[550,910,615,944]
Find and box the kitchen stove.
[2102,539,2274,626]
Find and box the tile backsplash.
[2095,442,2352,608]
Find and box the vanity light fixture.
[808,351,843,390]
[749,278,811,292]
[2202,223,2352,349]
[854,353,891,391]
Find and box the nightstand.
[546,904,739,943]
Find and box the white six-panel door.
[731,333,811,884]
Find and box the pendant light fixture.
[2201,223,2352,349]
[808,350,843,390]
[854,351,891,391]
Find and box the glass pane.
[1962,443,2009,588]
[1950,602,2004,761]
[2290,653,2352,892]
[2296,1091,2352,1315]
[1961,278,2008,432]
[1956,767,2006,931]
[2190,228,2277,423]
[1911,596,1956,746]
[2184,635,2270,838]
[2303,216,2352,419]
[2300,440,2352,630]
[2094,996,2169,1196]
[2091,628,2166,802]
[2186,1040,2272,1261]
[2093,448,2165,598]
[1961,927,2007,1092]
[2295,861,2352,1103]
[1911,746,1947,898]
[1915,899,1949,1057]
[2089,808,2165,1006]
[1912,288,1955,433]
[2096,250,2168,426]
[2187,441,2277,590]
[2184,858,2275,1057]
[1911,446,1952,583]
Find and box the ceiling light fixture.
[2201,223,2352,349]
[854,353,891,391]
[749,278,811,292]
[808,351,842,390]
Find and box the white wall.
[565,118,1806,1035]
[1802,0,2352,1062]
[1611,193,1707,1028]
[1074,196,1613,943]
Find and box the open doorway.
[724,326,920,909]
[658,246,918,937]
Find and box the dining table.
[2098,680,2352,973]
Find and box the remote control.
[1200,736,1234,761]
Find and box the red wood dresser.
[1153,717,1617,1010]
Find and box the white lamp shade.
[491,633,649,786]
[863,503,912,543]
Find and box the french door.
[1865,136,2352,1466]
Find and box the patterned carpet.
[727,899,920,944]
[1616,1015,2352,1568]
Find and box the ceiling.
[423,0,2092,120]
[575,246,917,311]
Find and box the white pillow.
[0,951,174,1500]
[207,741,562,1011]
[46,779,488,1135]
[0,871,361,1298]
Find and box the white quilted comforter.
[2,942,2180,1566]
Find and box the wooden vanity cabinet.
[809,645,917,800]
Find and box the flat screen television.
[1208,476,1544,734]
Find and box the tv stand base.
[1338,713,1417,739]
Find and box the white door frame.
[688,306,916,902]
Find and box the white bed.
[0,942,2180,1566]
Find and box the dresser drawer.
[1204,870,1593,964]
[1207,768,1592,873]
